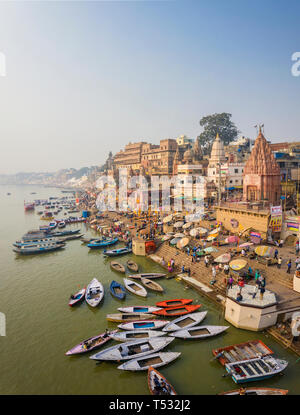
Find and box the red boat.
[156,299,193,308]
[24,202,35,211]
[152,304,201,317]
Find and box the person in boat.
[70,294,75,300]
[239,387,246,395]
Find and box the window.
[234,169,238,173]
[230,180,233,183]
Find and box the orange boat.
[156,299,193,308]
[153,304,201,317]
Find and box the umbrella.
[214,253,231,263]
[163,214,173,224]
[239,242,253,248]
[161,235,172,241]
[174,233,185,238]
[209,226,221,235]
[174,221,184,228]
[255,246,275,257]
[177,237,190,249]
[207,234,218,242]
[182,222,193,229]
[204,247,218,253]
[170,237,181,245]
[226,235,239,244]
[229,259,248,271]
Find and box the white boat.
[110,330,166,342]
[225,356,288,384]
[123,278,147,297]
[118,352,181,371]
[85,278,104,307]
[117,306,162,314]
[169,325,229,339]
[90,337,174,361]
[162,311,208,332]
[118,320,170,331]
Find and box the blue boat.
[110,280,126,300]
[103,247,132,257]
[87,237,119,249]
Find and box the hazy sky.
[0,0,300,174]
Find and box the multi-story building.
[113,142,146,171]
[141,139,177,175]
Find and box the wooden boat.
[123,278,147,297]
[219,387,288,395]
[118,320,170,331]
[118,352,181,371]
[225,356,288,384]
[106,313,157,323]
[163,311,208,332]
[169,325,229,339]
[128,273,166,280]
[153,304,201,317]
[90,337,174,361]
[87,237,118,249]
[212,340,273,366]
[156,299,193,308]
[85,278,104,307]
[69,288,86,306]
[13,242,65,255]
[80,237,98,244]
[14,237,62,246]
[110,261,126,273]
[118,306,162,314]
[148,367,177,395]
[103,247,132,257]
[127,260,139,272]
[65,330,117,355]
[141,278,164,292]
[110,330,166,342]
[61,233,84,241]
[110,280,126,300]
[51,229,80,237]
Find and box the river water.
[0,184,299,394]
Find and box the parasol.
[226,235,239,244]
[254,246,275,257]
[177,237,190,249]
[214,253,231,263]
[170,237,181,245]
[173,221,184,228]
[182,222,193,230]
[174,233,185,238]
[163,214,173,224]
[239,242,254,248]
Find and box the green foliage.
[198,113,239,154]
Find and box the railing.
[216,201,271,213]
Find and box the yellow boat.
[41,216,54,220]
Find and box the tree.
[198,113,239,154]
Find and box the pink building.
[243,128,281,204]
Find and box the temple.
[243,127,281,205]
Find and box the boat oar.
[222,371,232,378]
[210,351,224,362]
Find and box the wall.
[225,297,277,331]
[215,206,270,237]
